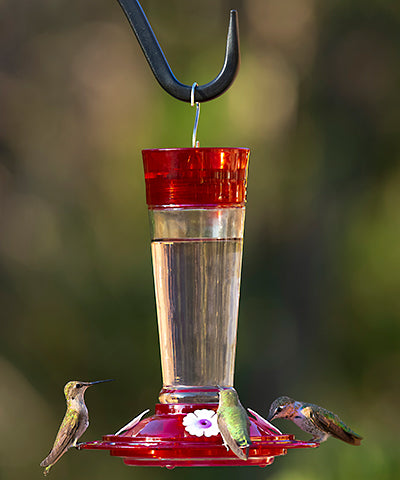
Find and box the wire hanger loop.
[191,83,201,147]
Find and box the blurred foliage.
[1,0,399,479]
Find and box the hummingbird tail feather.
[40,445,69,469]
[344,433,362,446]
[42,465,51,476]
[230,443,248,460]
[243,445,250,460]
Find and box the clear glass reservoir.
[143,148,249,403]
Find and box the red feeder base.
[80,403,318,468]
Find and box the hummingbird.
[267,396,363,445]
[40,379,113,475]
[217,388,251,460]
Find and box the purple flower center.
[197,419,212,429]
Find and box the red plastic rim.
[142,148,250,208]
[80,403,318,468]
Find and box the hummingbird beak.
[86,379,114,386]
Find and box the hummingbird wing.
[217,407,251,460]
[40,409,83,468]
[309,409,362,445]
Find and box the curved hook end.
[117,0,240,103]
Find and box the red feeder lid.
[80,403,318,468]
[142,148,250,208]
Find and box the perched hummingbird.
[40,379,113,475]
[267,396,363,445]
[217,388,251,460]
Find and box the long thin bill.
[87,379,114,385]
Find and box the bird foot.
[308,437,321,444]
[72,442,84,450]
[221,440,229,451]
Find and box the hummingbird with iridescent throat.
[217,388,251,460]
[267,396,363,445]
[40,379,113,475]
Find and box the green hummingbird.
[40,379,113,475]
[267,396,363,445]
[217,388,251,460]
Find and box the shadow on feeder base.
[79,403,318,468]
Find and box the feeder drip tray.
[80,403,317,468]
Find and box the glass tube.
[143,148,249,403]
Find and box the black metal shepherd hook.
[117,0,240,103]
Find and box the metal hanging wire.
[191,83,201,147]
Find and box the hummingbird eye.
[276,406,283,413]
[76,384,82,389]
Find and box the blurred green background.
[1,0,399,479]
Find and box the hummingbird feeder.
[80,0,317,468]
